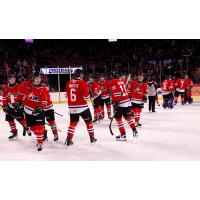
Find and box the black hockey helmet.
[111,70,119,79]
[8,72,16,79]
[74,69,84,79]
[32,71,42,79]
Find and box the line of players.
[1,70,193,151]
[66,70,148,144]
[161,74,193,109]
[87,72,148,127]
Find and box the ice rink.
[0,102,200,161]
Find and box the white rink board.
[0,102,200,161]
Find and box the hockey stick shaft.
[54,111,63,117]
[45,122,62,132]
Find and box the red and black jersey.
[2,83,21,107]
[184,78,193,90]
[131,81,147,104]
[89,81,101,99]
[41,83,54,111]
[161,79,174,95]
[66,79,90,114]
[110,78,131,107]
[18,81,48,115]
[99,80,110,99]
[175,78,187,92]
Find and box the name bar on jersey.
[40,66,83,75]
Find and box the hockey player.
[161,75,175,109]
[42,83,59,142]
[110,72,138,141]
[174,76,187,105]
[184,75,193,104]
[65,69,97,146]
[89,75,103,122]
[130,73,147,127]
[2,72,31,140]
[99,74,111,119]
[18,72,48,151]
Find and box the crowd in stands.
[1,39,200,89]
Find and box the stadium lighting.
[24,39,34,44]
[108,39,117,42]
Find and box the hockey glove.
[142,95,147,103]
[32,106,43,116]
[13,102,24,112]
[3,106,10,114]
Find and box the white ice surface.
[0,102,200,160]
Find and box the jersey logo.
[112,85,116,90]
[26,86,30,90]
[136,88,142,93]
[101,87,106,91]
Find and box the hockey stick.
[0,104,30,136]
[44,122,62,132]
[109,74,131,136]
[54,111,63,117]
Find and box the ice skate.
[8,131,18,140]
[65,137,73,146]
[37,143,43,151]
[53,134,59,142]
[116,133,127,141]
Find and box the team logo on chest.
[29,92,40,101]
[136,87,142,93]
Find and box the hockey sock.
[31,125,45,144]
[125,116,136,129]
[181,96,184,104]
[98,107,103,119]
[174,96,178,104]
[8,121,17,133]
[106,104,111,118]
[18,119,28,128]
[100,105,104,118]
[134,108,142,123]
[94,107,98,120]
[67,121,78,139]
[86,121,95,137]
[116,118,125,134]
[48,120,58,135]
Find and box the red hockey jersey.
[184,78,193,90]
[66,79,90,114]
[41,83,54,111]
[89,81,101,99]
[161,80,174,95]
[110,79,131,107]
[175,78,187,92]
[2,83,21,107]
[99,80,110,99]
[18,81,48,115]
[131,81,147,104]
